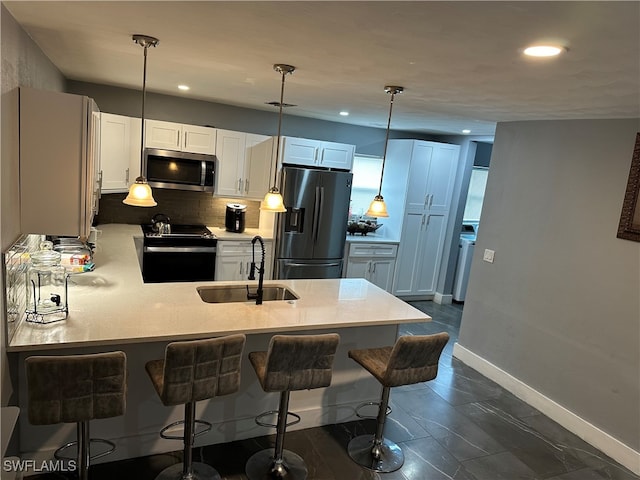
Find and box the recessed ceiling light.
[523,45,565,57]
[339,111,349,116]
[462,129,471,134]
[178,85,190,91]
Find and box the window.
[463,167,489,222]
[349,155,383,219]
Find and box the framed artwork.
[617,132,640,242]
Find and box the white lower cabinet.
[215,240,273,281]
[345,243,398,292]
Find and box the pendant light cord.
[378,91,396,196]
[268,70,286,189]
[140,43,149,171]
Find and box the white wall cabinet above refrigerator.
[145,119,216,155]
[19,87,100,239]
[99,113,141,193]
[280,136,355,171]
[215,129,274,199]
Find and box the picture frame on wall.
[617,132,640,242]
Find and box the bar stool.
[245,333,340,480]
[25,351,127,480]
[145,334,246,480]
[347,332,449,473]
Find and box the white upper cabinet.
[215,129,273,199]
[280,136,354,171]
[99,113,141,193]
[145,119,216,155]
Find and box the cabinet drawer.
[217,240,272,256]
[348,243,398,258]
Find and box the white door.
[393,212,423,295]
[183,125,216,154]
[415,214,447,295]
[216,130,246,197]
[281,137,320,167]
[319,142,355,170]
[405,143,434,213]
[426,144,458,214]
[245,134,273,199]
[370,258,396,292]
[100,113,131,192]
[215,256,244,281]
[346,258,372,281]
[145,119,181,150]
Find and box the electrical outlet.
[483,249,495,263]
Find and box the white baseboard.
[452,343,640,475]
[433,292,453,305]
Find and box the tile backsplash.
[3,234,43,343]
[95,191,261,227]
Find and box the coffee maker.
[225,203,246,233]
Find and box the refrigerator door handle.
[315,186,325,244]
[285,262,342,267]
[313,186,322,244]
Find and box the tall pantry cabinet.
[382,140,460,298]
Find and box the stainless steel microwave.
[144,148,215,193]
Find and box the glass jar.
[25,249,68,323]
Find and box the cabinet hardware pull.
[125,168,130,184]
[183,132,187,148]
[177,131,180,148]
[245,179,249,193]
[238,178,243,192]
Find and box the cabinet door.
[245,134,273,199]
[281,137,320,167]
[145,119,182,150]
[415,214,447,295]
[370,258,396,292]
[100,113,132,192]
[425,144,459,214]
[215,256,244,281]
[216,129,246,197]
[393,212,423,296]
[345,257,371,281]
[319,142,355,170]
[405,143,434,213]
[183,124,216,155]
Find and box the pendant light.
[123,34,159,207]
[366,86,404,218]
[261,64,296,213]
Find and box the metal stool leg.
[347,386,404,472]
[78,421,89,480]
[245,391,308,480]
[155,402,221,480]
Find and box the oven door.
[142,242,216,283]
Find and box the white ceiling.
[4,1,640,136]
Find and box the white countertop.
[346,232,400,243]
[207,227,274,241]
[8,224,428,352]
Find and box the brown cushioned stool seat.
[145,334,246,480]
[245,333,340,480]
[26,351,127,480]
[347,333,449,473]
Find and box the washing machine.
[453,224,477,302]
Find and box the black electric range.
[141,224,217,283]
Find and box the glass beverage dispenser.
[25,249,68,323]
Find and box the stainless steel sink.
[196,284,299,303]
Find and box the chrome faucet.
[247,235,265,305]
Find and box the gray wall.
[458,119,640,450]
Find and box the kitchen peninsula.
[8,224,430,464]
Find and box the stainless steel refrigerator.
[275,167,353,279]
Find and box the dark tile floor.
[27,301,639,480]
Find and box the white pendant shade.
[123,177,157,207]
[261,188,286,212]
[366,195,389,217]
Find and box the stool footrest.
[354,401,392,419]
[255,410,301,429]
[53,438,115,462]
[160,419,212,440]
